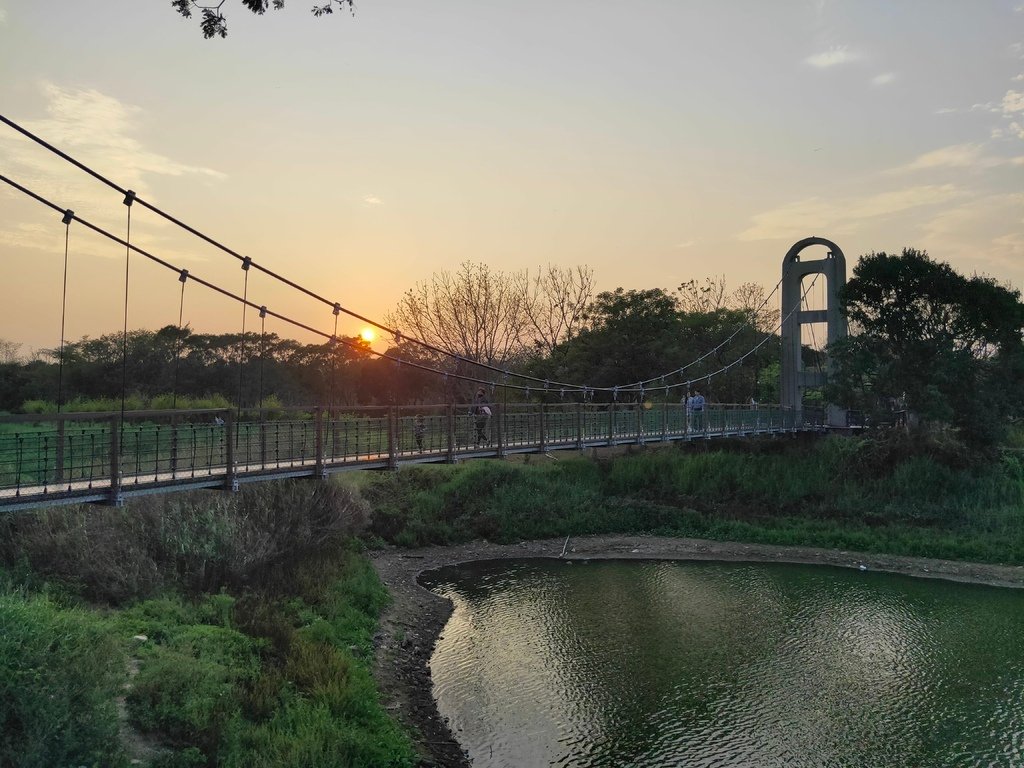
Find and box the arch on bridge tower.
[780,237,847,427]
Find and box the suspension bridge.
[0,113,846,512]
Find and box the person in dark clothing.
[413,414,426,451]
[472,387,491,446]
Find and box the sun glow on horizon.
[360,327,376,343]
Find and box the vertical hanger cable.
[57,210,74,412]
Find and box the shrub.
[19,399,55,415]
[0,481,370,604]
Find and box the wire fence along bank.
[0,403,823,511]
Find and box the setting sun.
[360,328,375,344]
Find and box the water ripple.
[422,560,1024,768]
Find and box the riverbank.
[370,533,1024,768]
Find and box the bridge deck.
[0,403,820,511]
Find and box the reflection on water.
[421,560,1024,768]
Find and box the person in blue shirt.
[689,389,705,431]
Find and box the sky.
[1,0,1022,355]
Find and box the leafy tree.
[828,248,1024,446]
[534,288,764,402]
[23,327,374,409]
[171,0,353,39]
[575,288,684,392]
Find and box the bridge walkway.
[0,402,821,512]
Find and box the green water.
[421,559,1024,768]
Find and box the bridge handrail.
[0,402,823,511]
[0,407,232,424]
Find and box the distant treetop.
[171,0,354,39]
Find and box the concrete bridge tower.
[780,237,847,427]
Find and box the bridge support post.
[495,404,505,458]
[539,403,546,452]
[224,409,238,492]
[576,403,584,450]
[55,415,65,485]
[387,407,398,469]
[259,414,268,470]
[607,402,615,446]
[661,401,668,442]
[446,404,456,463]
[314,407,326,479]
[169,413,178,478]
[108,414,123,507]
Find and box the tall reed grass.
[363,436,1024,564]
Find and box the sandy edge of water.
[370,535,1024,768]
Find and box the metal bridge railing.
[0,402,819,511]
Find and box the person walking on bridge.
[472,387,491,446]
[688,389,705,432]
[413,414,426,451]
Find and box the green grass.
[0,584,128,768]
[106,548,414,767]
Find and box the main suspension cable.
[1,111,803,399]
[0,172,545,393]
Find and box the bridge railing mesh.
[0,403,816,508]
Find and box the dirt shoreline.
[370,535,1024,768]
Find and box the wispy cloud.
[737,185,960,241]
[871,72,895,86]
[994,122,1024,141]
[1003,89,1024,114]
[940,91,1024,115]
[1014,74,1024,82]
[2,83,225,193]
[0,82,225,255]
[674,240,695,249]
[805,46,859,68]
[892,143,1006,172]
[919,193,1024,275]
[363,195,383,205]
[30,83,225,183]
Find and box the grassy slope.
[0,485,417,768]
[361,435,1024,565]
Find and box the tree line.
[0,263,781,413]
[4,249,1022,447]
